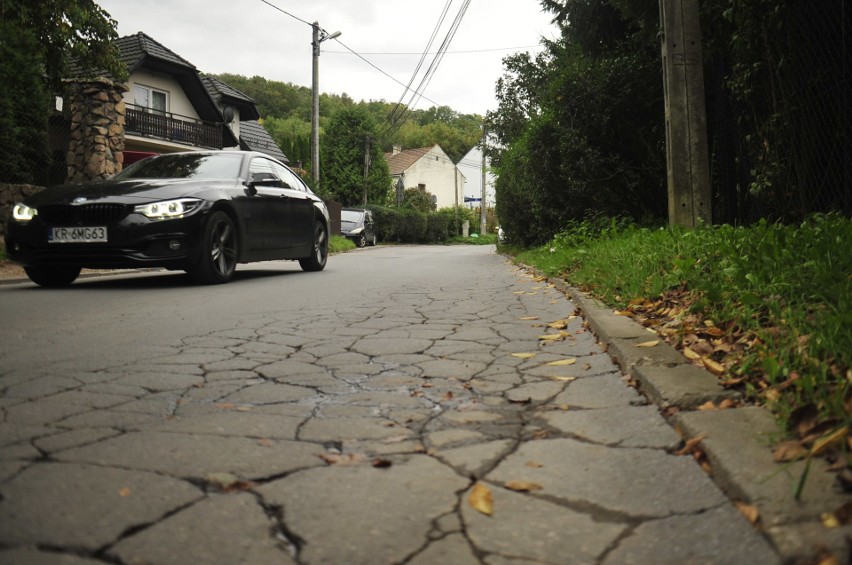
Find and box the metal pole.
[311,22,321,187]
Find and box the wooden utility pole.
[660,0,712,227]
[362,135,370,205]
[480,128,487,235]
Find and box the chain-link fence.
[706,0,850,224]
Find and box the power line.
[325,45,543,55]
[257,0,313,27]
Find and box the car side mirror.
[244,182,258,197]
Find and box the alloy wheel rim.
[211,220,236,276]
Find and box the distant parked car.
[340,208,377,247]
[5,151,330,287]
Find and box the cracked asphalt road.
[0,245,778,564]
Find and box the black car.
[340,208,377,247]
[5,151,330,287]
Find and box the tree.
[401,187,436,213]
[321,107,391,206]
[0,0,125,183]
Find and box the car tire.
[189,211,237,284]
[24,265,81,287]
[369,233,377,246]
[299,221,328,272]
[357,233,366,248]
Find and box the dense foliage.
[0,0,125,184]
[320,107,391,206]
[212,73,484,178]
[488,0,848,246]
[488,0,665,247]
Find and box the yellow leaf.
[702,358,726,375]
[547,320,568,329]
[683,347,702,360]
[545,358,577,366]
[822,512,840,528]
[118,487,131,497]
[635,340,660,348]
[538,334,562,341]
[546,376,577,382]
[511,353,537,359]
[519,316,540,321]
[525,461,544,468]
[504,480,543,492]
[468,482,494,516]
[811,426,849,457]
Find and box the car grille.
[38,203,130,226]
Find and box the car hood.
[24,178,242,206]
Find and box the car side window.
[272,162,307,192]
[249,158,281,184]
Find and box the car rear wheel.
[299,221,328,272]
[369,233,377,246]
[189,211,237,284]
[24,265,82,288]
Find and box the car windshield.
[116,153,244,180]
[341,210,364,224]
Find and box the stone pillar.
[65,78,127,183]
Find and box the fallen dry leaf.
[702,358,726,375]
[520,316,540,321]
[675,434,706,456]
[319,453,367,466]
[257,438,274,447]
[371,458,392,468]
[215,402,235,410]
[504,480,543,492]
[772,440,809,462]
[118,487,131,497]
[442,391,454,402]
[545,376,577,382]
[538,334,563,341]
[697,400,718,411]
[468,482,494,516]
[525,461,543,468]
[635,340,660,348]
[547,320,568,330]
[683,347,702,361]
[811,427,849,457]
[736,501,760,524]
[821,512,840,528]
[545,358,577,366]
[511,353,537,359]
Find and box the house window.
[134,84,167,114]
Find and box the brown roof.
[384,146,434,175]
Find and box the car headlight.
[349,227,364,234]
[134,198,201,220]
[12,203,38,222]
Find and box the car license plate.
[49,226,108,243]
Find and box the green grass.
[512,214,851,433]
[329,235,356,254]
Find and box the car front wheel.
[299,221,328,272]
[24,265,82,287]
[189,211,237,284]
[357,233,366,247]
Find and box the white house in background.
[457,145,495,208]
[384,145,465,209]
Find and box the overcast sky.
[95,0,557,117]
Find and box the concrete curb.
[540,273,851,563]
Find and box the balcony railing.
[125,105,223,149]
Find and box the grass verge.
[509,214,850,462]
